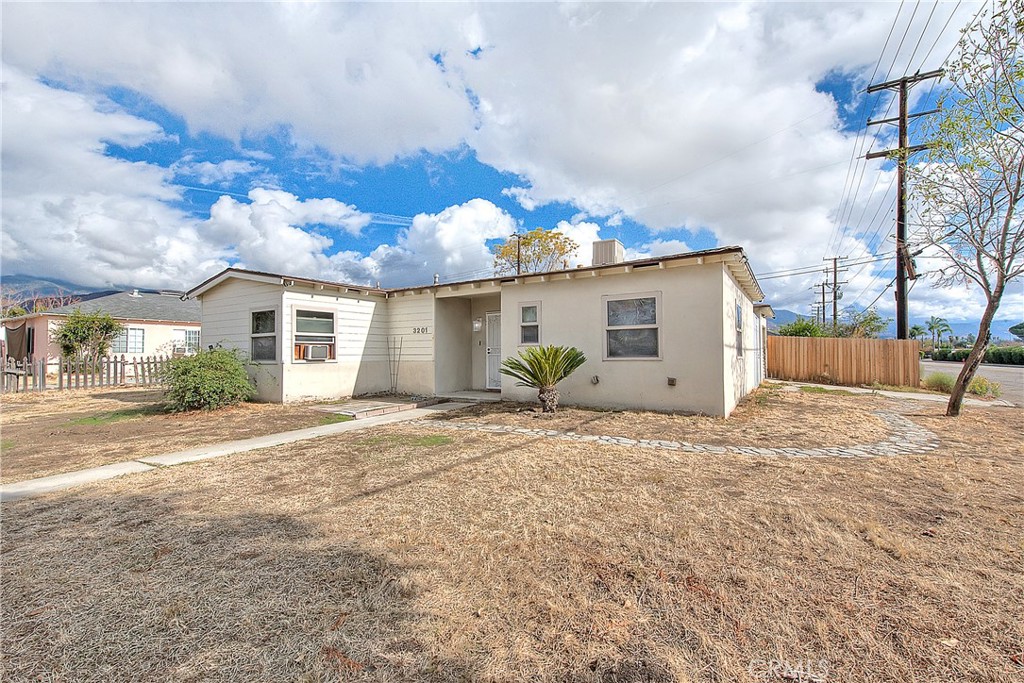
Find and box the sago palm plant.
[499,345,587,413]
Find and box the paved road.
[921,360,1024,407]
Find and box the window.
[604,294,660,359]
[251,310,277,361]
[519,303,540,345]
[186,329,200,353]
[26,327,34,355]
[293,309,336,361]
[111,327,145,354]
[736,303,744,358]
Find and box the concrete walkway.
[773,380,1016,408]
[0,401,470,502]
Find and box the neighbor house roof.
[186,245,765,302]
[5,290,200,324]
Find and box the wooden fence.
[1,355,171,393]
[767,337,921,388]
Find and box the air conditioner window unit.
[304,344,331,360]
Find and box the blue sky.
[3,1,1015,325]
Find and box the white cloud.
[2,2,997,319]
[174,158,261,186]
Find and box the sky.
[2,1,1020,325]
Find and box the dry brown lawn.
[430,386,892,448]
[0,388,340,484]
[1,390,1022,682]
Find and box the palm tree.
[909,324,926,342]
[927,316,953,350]
[499,345,587,413]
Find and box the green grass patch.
[799,386,857,396]
[356,434,454,448]
[319,413,355,425]
[67,407,161,426]
[0,439,13,451]
[922,372,956,394]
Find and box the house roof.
[186,245,765,302]
[185,268,387,299]
[6,290,200,323]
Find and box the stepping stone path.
[410,410,940,459]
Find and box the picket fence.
[1,355,172,393]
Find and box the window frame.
[292,306,337,363]
[602,291,662,361]
[736,302,744,358]
[518,301,541,346]
[250,308,278,363]
[111,327,145,355]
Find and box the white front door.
[485,312,501,390]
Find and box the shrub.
[163,348,254,412]
[777,318,827,337]
[967,376,1002,398]
[986,346,1024,365]
[922,372,956,393]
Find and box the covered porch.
[433,288,502,395]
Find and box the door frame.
[485,311,501,390]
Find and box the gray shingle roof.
[46,291,200,323]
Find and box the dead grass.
[1,394,1022,682]
[0,388,344,483]
[430,386,892,448]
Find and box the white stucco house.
[185,241,772,416]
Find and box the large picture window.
[251,310,277,361]
[604,294,660,359]
[520,302,540,345]
[111,327,145,354]
[294,309,336,361]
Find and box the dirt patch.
[1,401,1021,682]
[0,388,340,483]
[430,386,893,448]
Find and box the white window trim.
[291,305,338,364]
[518,301,542,346]
[112,327,145,355]
[602,291,662,361]
[250,307,279,364]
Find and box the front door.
[485,312,501,390]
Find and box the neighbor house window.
[293,309,336,361]
[736,303,744,358]
[26,327,34,355]
[251,310,277,362]
[111,327,145,354]
[185,329,200,353]
[604,293,660,358]
[520,302,540,345]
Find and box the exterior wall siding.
[499,265,728,415]
[281,287,390,401]
[721,266,763,416]
[385,294,435,395]
[200,278,285,402]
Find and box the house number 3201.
[412,327,430,334]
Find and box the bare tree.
[910,0,1023,416]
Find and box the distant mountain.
[1,274,102,296]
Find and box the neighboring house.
[186,241,772,417]
[2,290,201,368]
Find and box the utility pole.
[824,256,849,328]
[510,233,523,275]
[865,68,942,339]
